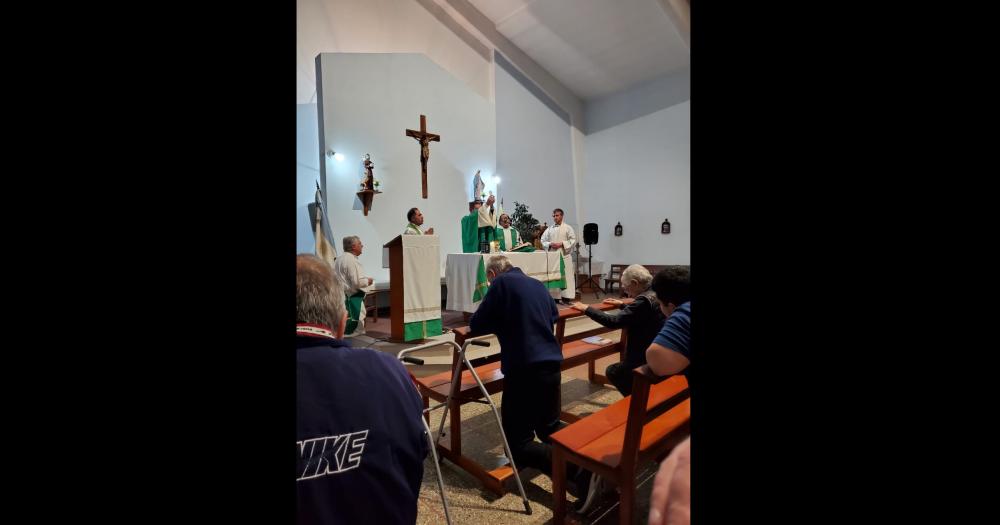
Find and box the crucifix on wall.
[405,114,440,199]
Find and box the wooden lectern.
[383,234,442,342]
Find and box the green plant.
[511,201,540,244]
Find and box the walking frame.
[398,338,532,524]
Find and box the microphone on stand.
[573,242,581,300]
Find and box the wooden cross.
[405,114,440,199]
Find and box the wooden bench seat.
[551,368,690,524]
[420,360,504,401]
[555,378,689,468]
[420,337,622,404]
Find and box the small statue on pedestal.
[472,170,485,201]
[361,154,375,191]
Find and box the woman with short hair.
[571,264,665,395]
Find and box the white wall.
[297,0,493,104]
[580,101,690,266]
[315,53,497,282]
[495,54,577,233]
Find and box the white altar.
[445,251,566,313]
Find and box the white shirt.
[541,223,576,256]
[476,205,496,228]
[334,252,371,295]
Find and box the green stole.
[460,212,479,253]
[344,290,365,334]
[494,226,518,250]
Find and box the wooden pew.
[550,366,691,524]
[411,302,627,494]
[604,264,690,296]
[453,302,629,385]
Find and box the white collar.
[296,323,337,339]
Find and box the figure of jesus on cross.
[405,114,440,199]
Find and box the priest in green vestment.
[460,194,497,253]
[494,213,520,250]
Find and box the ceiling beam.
[657,0,690,47]
[427,0,585,128]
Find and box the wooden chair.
[603,264,628,295]
[550,366,691,524]
[364,290,378,323]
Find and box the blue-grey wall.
[495,52,577,233]
[297,103,322,255]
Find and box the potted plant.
[510,201,540,245]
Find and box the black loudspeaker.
[583,223,598,245]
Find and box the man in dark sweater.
[469,255,591,502]
[296,254,427,525]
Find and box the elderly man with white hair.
[334,235,374,336]
[470,254,596,506]
[571,264,666,396]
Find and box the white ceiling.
[467,0,688,101]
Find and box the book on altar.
[507,242,535,253]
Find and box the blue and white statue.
[472,170,485,201]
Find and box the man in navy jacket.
[469,255,591,500]
[296,254,427,525]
